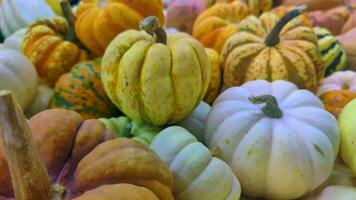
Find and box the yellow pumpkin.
[75,0,165,56]
[22,2,88,87]
[221,6,323,92]
[204,48,222,104]
[192,1,251,53]
[214,0,274,15]
[101,16,210,126]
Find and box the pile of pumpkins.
[0,0,356,200]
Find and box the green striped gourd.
[314,27,347,76]
[50,59,120,119]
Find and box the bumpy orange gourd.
[221,6,323,91]
[75,0,165,56]
[204,48,222,104]
[22,16,88,87]
[192,1,250,53]
[320,90,356,118]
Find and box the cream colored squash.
[317,71,356,96]
[2,28,26,51]
[150,126,241,200]
[205,80,339,200]
[316,186,356,200]
[25,84,54,118]
[177,101,211,142]
[0,0,55,37]
[0,45,38,111]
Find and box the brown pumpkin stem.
[249,95,283,119]
[140,16,167,44]
[264,5,307,47]
[0,91,65,200]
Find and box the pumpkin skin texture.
[0,45,38,111]
[166,0,208,34]
[192,1,251,53]
[75,0,165,56]
[222,7,323,92]
[205,80,339,199]
[0,0,55,37]
[22,17,88,87]
[101,17,211,126]
[73,184,159,200]
[0,108,116,198]
[316,186,356,200]
[177,101,211,142]
[50,59,120,119]
[314,27,347,76]
[2,28,26,51]
[72,138,174,200]
[204,48,222,104]
[317,71,356,96]
[339,99,356,175]
[320,90,356,118]
[214,0,273,15]
[150,126,241,200]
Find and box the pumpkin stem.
[0,90,54,200]
[264,5,307,47]
[249,95,283,119]
[60,0,82,46]
[140,16,167,44]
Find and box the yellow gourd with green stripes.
[314,27,347,76]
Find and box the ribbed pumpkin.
[50,59,120,119]
[192,1,251,53]
[214,0,274,15]
[320,90,356,118]
[204,48,222,104]
[102,16,211,126]
[221,6,324,92]
[22,2,88,87]
[314,27,347,76]
[75,0,165,56]
[0,93,174,200]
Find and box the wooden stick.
[0,90,53,200]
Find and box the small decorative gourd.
[102,16,210,126]
[222,6,323,92]
[204,48,222,104]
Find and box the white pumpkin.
[3,28,26,51]
[316,186,356,200]
[317,71,356,96]
[150,126,241,200]
[205,80,340,200]
[177,101,211,142]
[0,45,38,111]
[0,0,55,37]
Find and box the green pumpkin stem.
[264,5,307,47]
[249,95,283,119]
[140,16,167,44]
[0,91,58,200]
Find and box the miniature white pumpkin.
[3,28,26,51]
[316,186,356,200]
[205,80,339,200]
[150,126,241,200]
[177,101,211,142]
[0,45,38,111]
[317,71,356,96]
[0,0,55,37]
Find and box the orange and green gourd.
[75,0,165,56]
[50,59,120,119]
[21,1,88,87]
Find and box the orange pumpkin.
[320,90,356,118]
[75,0,165,56]
[22,2,88,87]
[0,91,174,200]
[192,1,251,53]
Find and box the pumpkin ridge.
[36,38,63,73]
